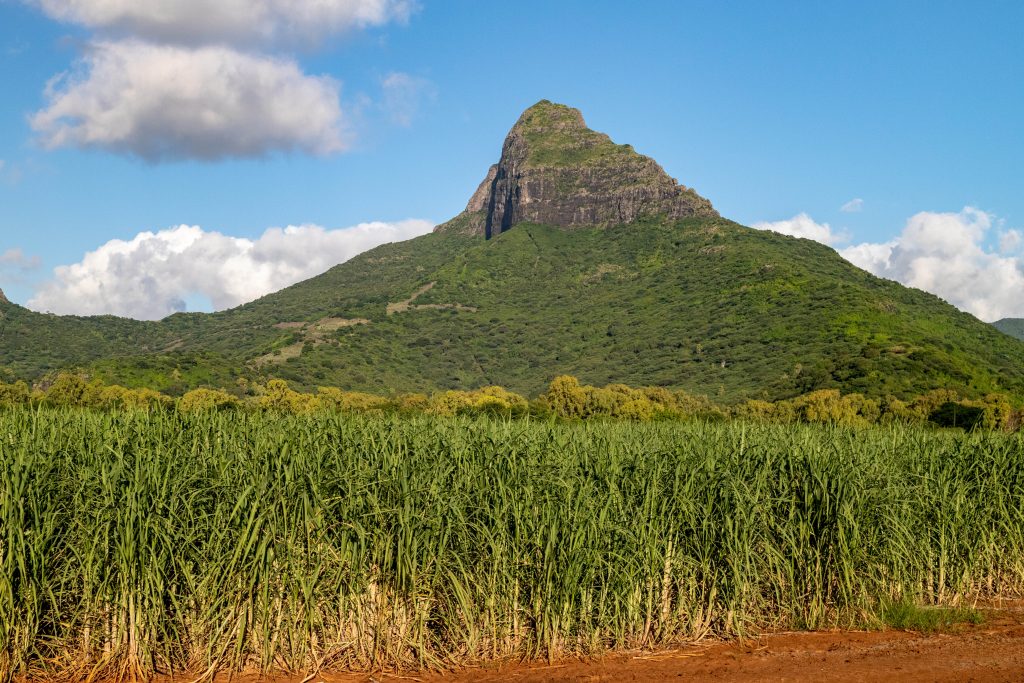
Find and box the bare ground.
[73,602,1024,683]
[323,603,1024,683]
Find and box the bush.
[429,386,529,417]
[317,387,392,413]
[0,380,30,407]
[541,375,589,419]
[89,384,171,411]
[178,388,239,412]
[732,399,777,422]
[258,379,321,413]
[43,372,89,407]
[785,389,881,427]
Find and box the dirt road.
[319,604,1024,683]
[123,603,1024,683]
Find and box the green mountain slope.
[3,101,1024,401]
[994,319,1024,342]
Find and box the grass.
[515,100,637,168]
[2,408,1024,680]
[879,600,985,632]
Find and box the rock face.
[438,100,717,237]
[465,164,498,213]
[0,288,8,304]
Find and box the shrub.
[429,386,529,417]
[43,372,89,407]
[178,388,239,412]
[733,399,777,422]
[541,375,589,419]
[258,379,321,413]
[0,380,30,407]
[317,387,392,413]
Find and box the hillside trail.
[191,601,1024,683]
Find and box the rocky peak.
[438,100,717,237]
[0,288,8,304]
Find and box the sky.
[0,1,1022,321]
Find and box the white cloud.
[0,248,42,271]
[840,207,1024,322]
[838,240,897,272]
[999,229,1022,255]
[0,248,42,296]
[30,41,346,162]
[28,219,434,319]
[381,72,436,127]
[840,197,863,213]
[26,0,414,47]
[752,212,846,246]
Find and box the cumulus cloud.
[30,41,346,161]
[752,213,846,246]
[840,197,864,213]
[999,229,1022,255]
[26,0,414,47]
[28,219,434,319]
[381,72,436,126]
[25,1,421,162]
[839,207,1024,322]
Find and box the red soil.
[86,602,1024,683]
[318,603,1024,683]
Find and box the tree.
[541,376,589,419]
[258,379,320,413]
[178,388,239,412]
[317,387,391,412]
[44,373,89,407]
[0,380,30,407]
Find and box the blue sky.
[1,1,1023,320]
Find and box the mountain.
[995,319,1024,341]
[438,101,716,237]
[3,100,1024,401]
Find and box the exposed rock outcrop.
[465,165,498,212]
[437,100,717,237]
[0,288,8,304]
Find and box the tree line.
[0,372,1020,431]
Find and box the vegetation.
[3,217,1024,402]
[515,100,640,168]
[5,98,1020,683]
[4,373,1021,431]
[1,407,1023,680]
[994,317,1024,341]
[878,600,984,633]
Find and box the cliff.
[437,100,717,237]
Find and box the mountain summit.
[439,100,717,237]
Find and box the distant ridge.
[995,318,1024,341]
